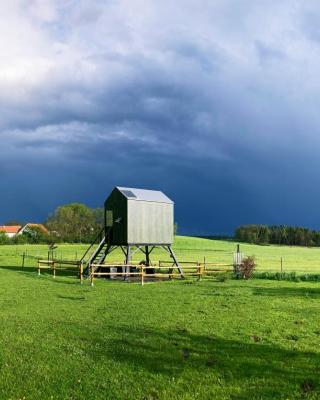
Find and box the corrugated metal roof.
[116,187,173,204]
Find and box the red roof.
[23,224,49,234]
[0,225,22,234]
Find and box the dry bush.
[239,256,256,279]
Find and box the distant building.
[18,224,49,235]
[0,225,22,238]
[0,223,48,238]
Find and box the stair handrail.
[80,227,105,263]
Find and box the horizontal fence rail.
[18,246,320,275]
[37,259,84,283]
[88,263,233,286]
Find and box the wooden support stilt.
[124,246,131,281]
[145,245,150,266]
[167,246,184,277]
[197,262,203,281]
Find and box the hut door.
[106,210,113,227]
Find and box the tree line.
[1,202,179,245]
[235,224,320,246]
[0,203,104,245]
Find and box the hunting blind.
[105,187,174,245]
[84,187,183,277]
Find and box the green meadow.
[2,235,320,273]
[1,236,320,399]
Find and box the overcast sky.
[1,0,320,234]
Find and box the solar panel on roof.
[116,186,173,203]
[121,190,137,198]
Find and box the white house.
[0,225,22,238]
[0,224,48,238]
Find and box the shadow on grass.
[252,286,320,298]
[0,265,38,273]
[0,265,82,285]
[84,324,320,399]
[57,294,86,301]
[0,264,79,276]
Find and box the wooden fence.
[37,259,84,283]
[89,261,233,286]
[35,256,234,286]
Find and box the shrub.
[239,256,256,279]
[215,273,231,282]
[11,234,28,244]
[0,232,9,245]
[20,226,48,244]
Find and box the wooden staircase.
[81,228,111,275]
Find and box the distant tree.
[235,224,320,247]
[18,226,49,244]
[11,234,28,245]
[235,225,259,243]
[0,232,9,245]
[4,220,24,226]
[46,203,98,243]
[93,208,104,229]
[255,225,270,244]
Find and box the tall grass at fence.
[254,271,320,282]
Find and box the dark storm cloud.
[2,0,320,233]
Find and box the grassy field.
[0,262,320,399]
[0,237,320,398]
[2,235,320,273]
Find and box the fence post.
[53,262,56,279]
[141,265,144,286]
[22,252,25,268]
[90,265,94,286]
[80,263,83,284]
[233,244,242,279]
[280,257,283,277]
[38,261,41,276]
